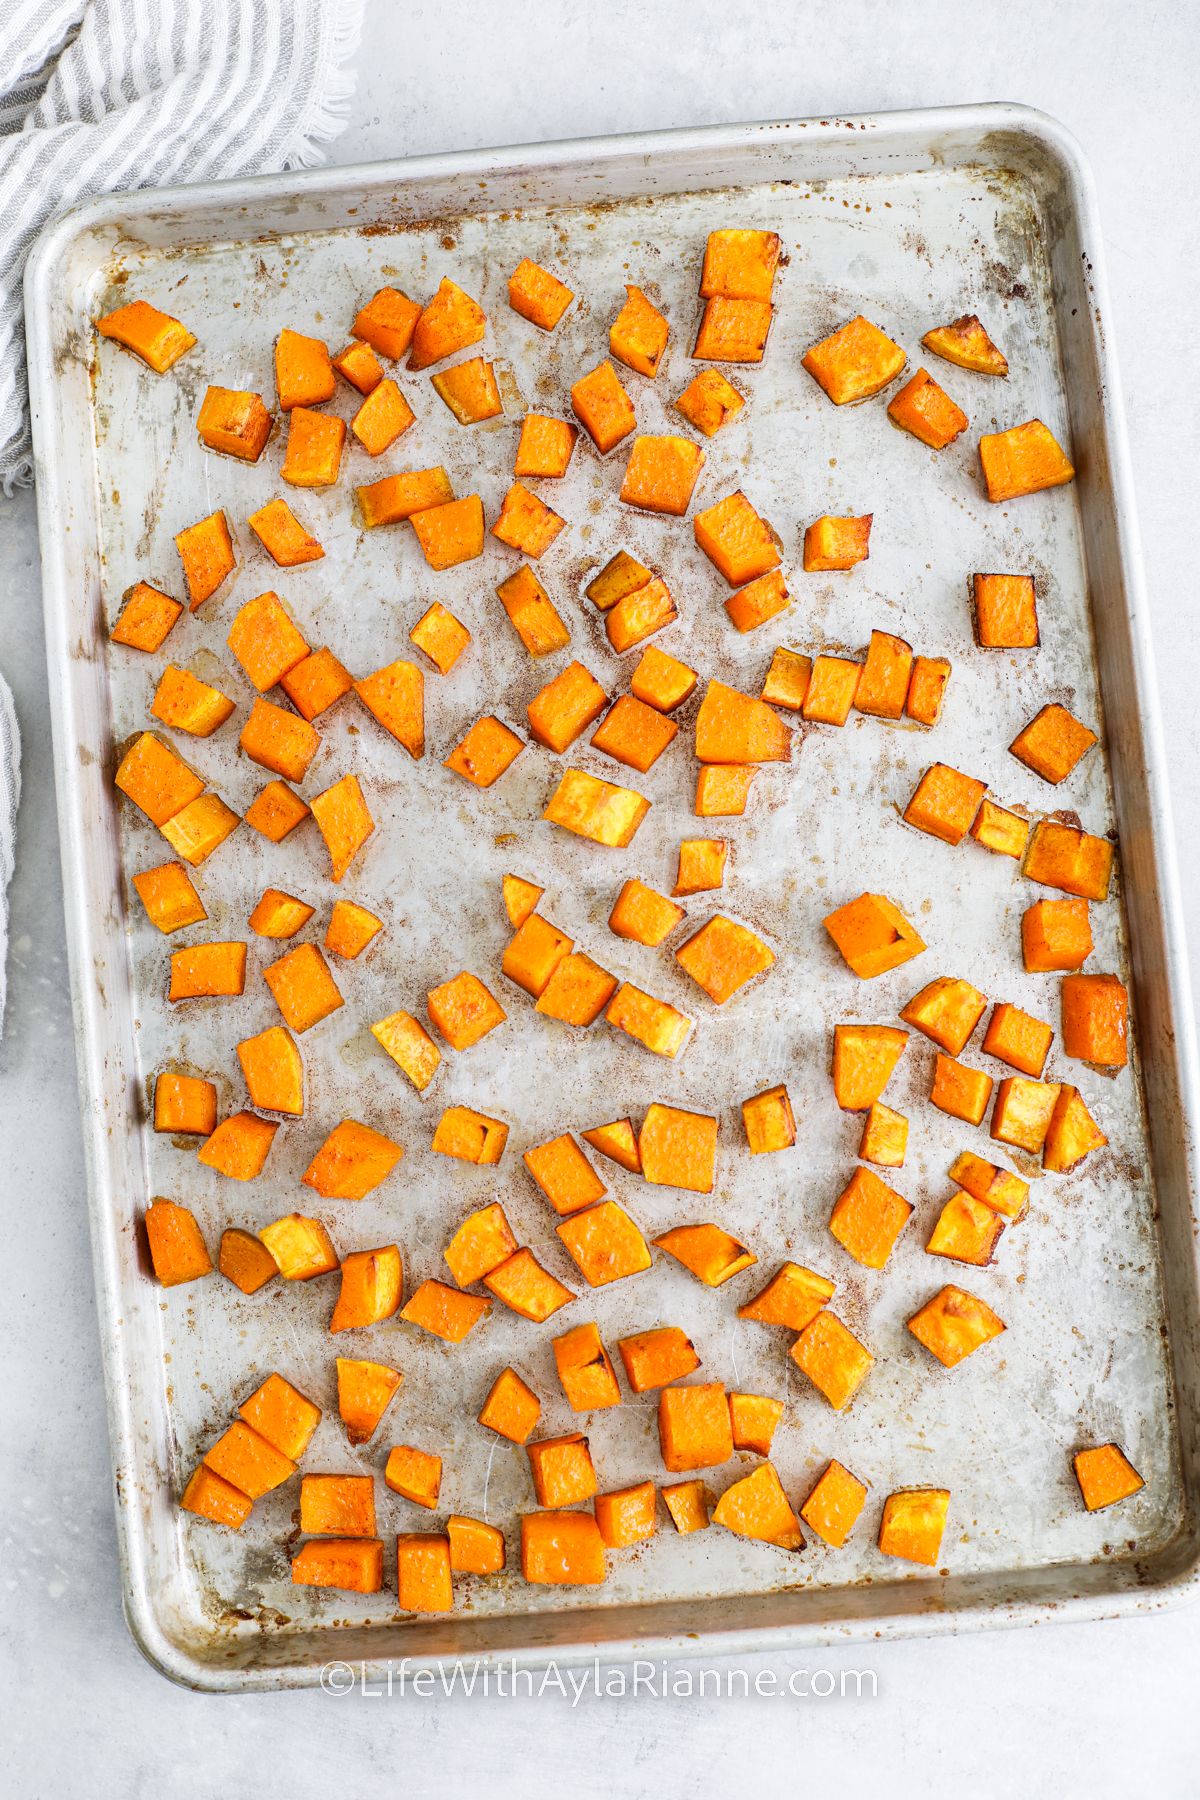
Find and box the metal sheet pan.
[24,105,1200,1692]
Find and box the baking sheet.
[26,108,1200,1689]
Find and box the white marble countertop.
[4,2,1199,1790]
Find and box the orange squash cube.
[527,1432,598,1508]
[729,1393,784,1457]
[175,509,236,611]
[525,1134,607,1217]
[514,412,578,479]
[802,315,906,404]
[427,970,506,1050]
[900,977,988,1056]
[585,550,653,612]
[496,563,570,657]
[263,942,343,1033]
[196,386,272,462]
[336,1357,402,1445]
[257,1211,337,1277]
[604,981,690,1058]
[292,1539,384,1593]
[96,299,195,372]
[701,229,781,301]
[982,1002,1053,1077]
[1024,822,1113,902]
[654,1223,755,1287]
[352,286,422,361]
[180,1464,253,1530]
[800,1459,869,1549]
[725,569,788,634]
[444,1201,518,1288]
[617,1326,700,1393]
[908,1285,1005,1368]
[713,1462,803,1550]
[239,696,320,784]
[274,328,334,411]
[140,798,232,872]
[204,1423,296,1499]
[591,695,678,773]
[432,1105,509,1165]
[227,592,310,692]
[527,661,608,752]
[557,1201,652,1287]
[332,339,383,395]
[631,644,697,711]
[878,1489,950,1566]
[448,1515,506,1575]
[742,1084,796,1155]
[887,367,967,448]
[1010,703,1098,785]
[245,780,310,843]
[483,1249,574,1322]
[859,1102,908,1168]
[145,1198,211,1287]
[831,1024,909,1110]
[674,368,744,436]
[151,666,234,738]
[168,941,247,1000]
[352,377,416,453]
[478,1366,541,1444]
[502,913,573,999]
[610,285,670,378]
[154,1071,217,1136]
[790,1311,874,1410]
[582,1118,641,1174]
[639,1102,717,1192]
[110,581,183,653]
[358,466,454,528]
[854,630,914,720]
[280,406,345,488]
[1073,1444,1144,1511]
[829,1166,912,1269]
[521,1511,605,1585]
[672,837,727,896]
[237,1025,303,1116]
[430,357,501,425]
[803,514,872,572]
[738,1262,834,1331]
[658,1383,734,1472]
[410,494,485,570]
[922,314,1008,377]
[695,765,757,818]
[608,879,685,948]
[409,278,486,370]
[692,296,772,362]
[620,434,705,515]
[325,899,383,960]
[132,861,206,933]
[801,656,861,725]
[905,655,951,727]
[401,1278,490,1344]
[553,1321,622,1411]
[1043,1084,1107,1174]
[385,1446,442,1510]
[980,419,1074,502]
[605,574,678,653]
[199,1112,278,1182]
[947,1151,1029,1219]
[507,257,574,331]
[371,1009,442,1092]
[570,359,637,453]
[904,763,988,846]
[970,798,1029,860]
[503,873,543,929]
[675,914,775,1005]
[825,891,926,979]
[693,491,781,585]
[302,1119,402,1201]
[1061,973,1128,1067]
[300,1474,376,1535]
[930,1054,994,1126]
[355,659,424,758]
[926,1192,1005,1266]
[396,1534,453,1613]
[537,952,619,1027]
[761,647,812,712]
[990,1075,1061,1152]
[974,572,1039,647]
[544,769,651,848]
[595,1481,657,1548]
[444,715,524,787]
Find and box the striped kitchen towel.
[0,0,364,494]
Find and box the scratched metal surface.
[27,111,1199,1688]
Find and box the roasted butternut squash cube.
[301,1474,376,1535]
[908,1285,1005,1368]
[228,591,310,693]
[431,357,501,426]
[263,942,343,1033]
[878,1489,949,1566]
[502,913,573,999]
[980,418,1074,502]
[371,1009,442,1092]
[639,1102,718,1192]
[658,1383,734,1472]
[672,837,728,896]
[359,466,454,528]
[801,656,861,725]
[427,970,506,1050]
[432,1106,509,1165]
[582,1118,641,1173]
[385,1446,442,1510]
[617,1326,700,1393]
[180,1464,253,1530]
[1024,822,1114,902]
[609,285,669,378]
[595,1480,657,1547]
[620,434,705,515]
[692,296,772,362]
[401,1278,490,1343]
[803,514,872,573]
[800,1459,868,1549]
[570,359,637,453]
[553,1321,622,1411]
[204,1422,296,1499]
[606,574,678,653]
[926,1192,1004,1266]
[982,1002,1053,1078]
[1061,973,1128,1067]
[527,1432,598,1508]
[302,1119,403,1200]
[900,977,988,1056]
[448,1515,506,1575]
[631,644,697,712]
[693,491,781,585]
[196,386,272,462]
[503,873,543,929]
[352,285,422,361]
[701,229,781,301]
[175,509,236,610]
[760,647,812,713]
[904,763,988,845]
[325,899,383,960]
[697,679,793,764]
[802,315,905,404]
[199,1111,278,1181]
[258,1211,337,1277]
[237,1025,303,1116]
[608,880,684,948]
[396,1534,453,1613]
[151,666,235,738]
[990,1075,1061,1153]
[111,581,183,653]
[922,313,1007,377]
[829,1166,912,1269]
[145,1198,212,1287]
[292,1538,384,1593]
[1073,1444,1144,1511]
[154,1071,217,1136]
[245,779,310,842]
[729,1393,784,1457]
[96,299,195,372]
[355,659,424,758]
[1010,703,1098,785]
[332,339,383,395]
[409,278,486,371]
[132,861,206,933]
[444,1201,518,1288]
[831,1024,909,1110]
[507,257,574,330]
[713,1462,803,1550]
[483,1249,574,1321]
[514,413,577,479]
[825,890,921,979]
[887,367,967,448]
[537,952,619,1027]
[478,1367,541,1443]
[1043,1084,1107,1173]
[725,569,789,634]
[790,1310,874,1410]
[604,982,690,1058]
[248,886,312,941]
[544,768,651,847]
[859,1102,908,1169]
[168,941,247,1000]
[521,1511,605,1584]
[947,1150,1029,1219]
[694,765,757,819]
[738,1262,834,1331]
[444,714,524,787]
[674,369,744,436]
[676,914,774,1005]
[742,1083,796,1154]
[557,1201,652,1287]
[410,494,486,570]
[591,694,678,773]
[525,1134,607,1217]
[526,662,606,754]
[496,563,571,656]
[586,550,653,612]
[280,406,345,488]
[973,572,1039,647]
[239,696,319,784]
[274,328,334,411]
[853,630,914,720]
[930,1055,994,1126]
[905,655,951,727]
[352,377,416,453]
[970,798,1029,859]
[337,1357,402,1445]
[655,1223,755,1287]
